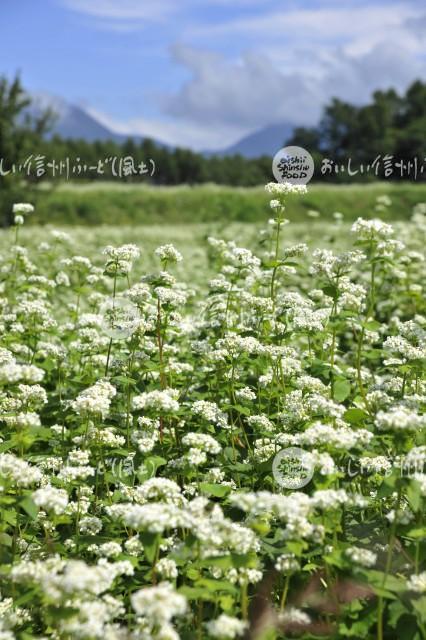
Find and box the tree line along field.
[0,185,425,640]
[17,181,426,226]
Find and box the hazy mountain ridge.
[28,93,296,158]
[213,122,296,158]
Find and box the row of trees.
[289,81,426,181]
[31,136,272,186]
[0,76,52,220]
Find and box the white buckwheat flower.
[345,546,377,568]
[155,244,183,263]
[407,572,426,593]
[32,486,69,515]
[13,203,34,215]
[72,380,116,419]
[206,614,247,639]
[132,388,180,413]
[131,582,187,622]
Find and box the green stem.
[377,488,401,640]
[241,582,248,619]
[280,574,290,611]
[104,273,117,376]
[270,217,283,301]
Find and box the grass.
[26,181,426,226]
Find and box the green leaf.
[0,440,15,453]
[30,426,54,440]
[201,555,232,570]
[2,509,17,526]
[388,600,409,628]
[333,379,351,402]
[232,404,251,416]
[0,532,12,547]
[139,532,159,563]
[407,527,426,539]
[324,549,345,569]
[197,578,237,594]
[13,588,40,607]
[288,540,308,556]
[46,605,79,621]
[412,596,426,624]
[137,456,167,482]
[338,608,378,638]
[178,586,211,600]
[186,567,201,581]
[219,594,234,611]
[20,496,39,520]
[407,480,422,512]
[363,320,382,331]
[363,570,406,596]
[344,408,368,425]
[363,349,383,360]
[377,470,399,496]
[231,552,258,568]
[112,375,138,386]
[199,483,231,498]
[322,284,339,300]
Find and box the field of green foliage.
[25,181,426,225]
[0,186,425,640]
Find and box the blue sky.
[1,0,425,149]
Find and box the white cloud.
[164,45,321,130]
[60,0,173,20]
[58,0,276,29]
[162,33,424,135]
[188,4,418,43]
[60,0,276,20]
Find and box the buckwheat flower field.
[0,187,425,640]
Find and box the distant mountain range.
[28,94,155,145]
[210,123,295,158]
[28,93,296,159]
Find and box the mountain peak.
[26,92,170,147]
[217,122,296,158]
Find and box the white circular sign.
[272,146,314,185]
[272,447,314,489]
[100,296,140,340]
